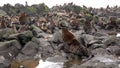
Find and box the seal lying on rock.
[61,28,90,58]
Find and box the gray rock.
[103,36,118,47]
[0,9,7,17]
[31,25,43,37]
[92,48,110,55]
[0,56,5,64]
[79,34,96,46]
[0,40,21,51]
[107,46,120,56]
[39,38,50,47]
[0,40,21,67]
[15,53,35,61]
[51,30,63,43]
[90,44,105,49]
[46,55,68,62]
[21,41,39,56]
[70,55,119,68]
[0,28,15,39]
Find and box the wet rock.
[10,58,39,68]
[46,55,68,62]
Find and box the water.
[36,60,64,68]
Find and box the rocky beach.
[0,2,120,68]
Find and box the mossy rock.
[17,31,34,45]
[0,9,7,17]
[0,40,21,51]
[85,14,93,21]
[0,28,15,40]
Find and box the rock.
[51,30,63,43]
[10,58,39,68]
[31,25,43,37]
[31,37,40,45]
[37,38,55,59]
[0,28,15,40]
[0,9,7,17]
[71,55,119,68]
[46,55,68,62]
[107,46,120,56]
[21,41,39,56]
[17,30,33,45]
[103,36,118,47]
[39,38,50,47]
[93,32,109,37]
[90,44,105,49]
[0,40,21,51]
[92,48,110,56]
[7,33,19,40]
[79,34,96,46]
[0,63,6,68]
[0,40,21,67]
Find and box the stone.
[39,38,50,47]
[90,44,105,49]
[92,48,110,56]
[51,30,63,43]
[17,30,33,45]
[0,40,21,51]
[0,28,15,40]
[107,46,120,56]
[103,36,118,47]
[31,25,43,37]
[21,41,39,56]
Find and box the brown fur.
[19,12,27,25]
[61,28,89,57]
[62,28,75,44]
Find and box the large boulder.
[0,40,22,67]
[21,41,39,56]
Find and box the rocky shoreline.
[0,2,120,68]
